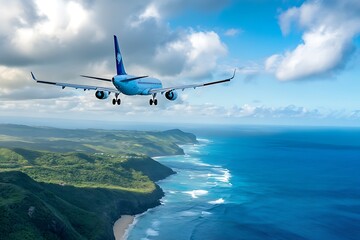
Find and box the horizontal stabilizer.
[121,76,148,82]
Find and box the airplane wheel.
[117,99,121,105]
[154,99,158,105]
[149,99,153,105]
[112,99,116,105]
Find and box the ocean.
[126,126,360,240]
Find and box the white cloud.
[0,89,358,125]
[11,0,94,55]
[140,30,227,80]
[267,0,360,81]
[223,104,322,119]
[224,28,241,37]
[178,31,227,79]
[349,110,360,119]
[140,4,161,22]
[0,66,29,89]
[0,0,229,102]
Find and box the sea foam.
[146,228,159,237]
[184,189,209,198]
[179,211,199,217]
[216,169,231,183]
[208,198,225,204]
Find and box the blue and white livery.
[31,35,235,106]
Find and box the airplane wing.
[149,69,235,94]
[31,72,120,93]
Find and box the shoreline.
[113,142,200,239]
[113,215,135,240]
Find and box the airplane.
[31,35,235,106]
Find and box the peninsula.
[0,124,197,240]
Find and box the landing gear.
[113,93,121,105]
[149,94,158,106]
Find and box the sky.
[0,0,360,127]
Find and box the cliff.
[0,171,164,240]
[0,124,196,240]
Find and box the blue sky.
[164,0,360,125]
[0,0,359,126]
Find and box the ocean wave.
[205,169,232,185]
[197,138,212,144]
[205,181,218,187]
[146,228,159,237]
[179,211,199,217]
[208,198,225,205]
[152,220,160,228]
[182,143,210,154]
[192,161,212,167]
[201,211,212,216]
[216,169,231,183]
[184,189,209,198]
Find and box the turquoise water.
[126,127,360,240]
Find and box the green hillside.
[0,124,197,157]
[0,171,164,240]
[0,124,196,240]
[0,147,175,192]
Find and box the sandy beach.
[113,215,135,240]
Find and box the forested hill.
[0,171,164,240]
[0,124,197,157]
[0,124,197,240]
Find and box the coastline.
[113,142,199,239]
[118,140,211,239]
[113,215,135,240]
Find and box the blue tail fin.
[114,35,127,75]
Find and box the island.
[0,124,197,240]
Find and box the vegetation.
[0,124,197,240]
[0,148,167,192]
[0,171,164,240]
[0,124,197,157]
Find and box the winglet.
[31,72,37,81]
[230,69,236,80]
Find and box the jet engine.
[165,90,178,101]
[95,91,110,100]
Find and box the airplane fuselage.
[31,35,233,106]
[112,75,162,95]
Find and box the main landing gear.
[112,93,121,105]
[149,93,158,106]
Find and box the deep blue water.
[126,127,360,240]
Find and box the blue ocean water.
[126,127,360,240]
